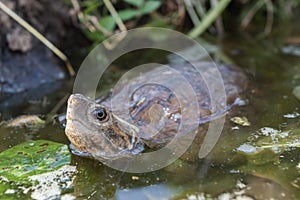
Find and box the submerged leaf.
[0,140,71,181]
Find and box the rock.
[0,0,72,94]
[6,27,32,52]
[0,38,65,93]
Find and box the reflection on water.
[116,184,180,200]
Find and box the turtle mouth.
[66,118,144,158]
[66,104,143,157]
[94,141,144,160]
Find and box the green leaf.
[99,16,116,32]
[82,28,106,43]
[144,18,173,28]
[0,140,71,181]
[123,0,144,7]
[80,0,103,8]
[119,9,140,21]
[140,1,161,14]
[99,9,139,33]
[82,1,101,15]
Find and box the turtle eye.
[95,108,108,121]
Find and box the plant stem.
[103,0,126,32]
[184,0,201,26]
[102,0,127,49]
[188,0,231,38]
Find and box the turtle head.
[65,94,143,159]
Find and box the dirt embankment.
[0,0,83,94]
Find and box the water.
[1,27,300,199]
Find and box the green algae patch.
[0,140,71,181]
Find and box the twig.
[72,0,127,50]
[184,0,201,26]
[103,0,126,32]
[240,0,265,29]
[193,0,215,33]
[87,15,112,36]
[188,0,231,38]
[0,1,75,76]
[194,0,207,18]
[264,0,274,35]
[103,0,127,49]
[210,0,224,35]
[70,0,112,36]
[45,94,70,124]
[176,0,186,29]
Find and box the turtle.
[65,62,248,161]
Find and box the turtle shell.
[100,62,247,147]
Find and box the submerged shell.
[101,62,247,147]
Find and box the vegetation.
[0,140,70,181]
[68,0,300,45]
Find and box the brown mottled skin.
[65,62,248,159]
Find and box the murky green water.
[1,23,300,199]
